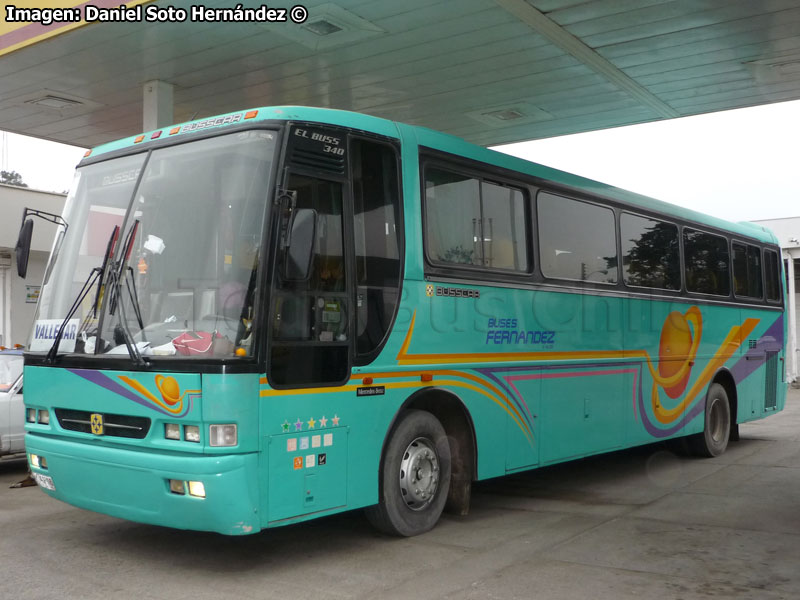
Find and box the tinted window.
[481,181,528,271]
[684,229,730,296]
[352,139,402,360]
[620,213,680,290]
[425,167,528,272]
[732,242,763,299]
[765,249,781,302]
[425,170,481,266]
[537,192,617,283]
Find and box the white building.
[0,183,65,347]
[752,217,800,385]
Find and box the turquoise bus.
[18,106,786,537]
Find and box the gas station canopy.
[1,0,799,149]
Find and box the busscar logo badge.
[425,284,434,297]
[90,413,104,435]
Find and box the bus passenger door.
[264,124,354,524]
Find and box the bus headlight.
[209,424,237,447]
[184,425,200,443]
[37,409,50,425]
[164,423,181,440]
[26,408,37,423]
[187,481,206,498]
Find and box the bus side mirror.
[284,208,316,281]
[15,218,34,278]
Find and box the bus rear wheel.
[688,383,731,457]
[365,409,451,536]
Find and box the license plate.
[33,472,56,491]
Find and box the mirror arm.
[277,190,297,249]
[15,208,70,278]
[21,208,69,234]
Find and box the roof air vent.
[26,95,83,109]
[302,19,343,36]
[467,102,553,127]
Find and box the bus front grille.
[55,409,151,439]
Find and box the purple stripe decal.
[477,369,526,416]
[67,368,174,416]
[637,381,706,438]
[473,314,783,441]
[477,361,697,439]
[477,362,644,434]
[729,315,784,384]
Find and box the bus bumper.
[25,433,260,535]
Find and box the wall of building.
[0,184,66,347]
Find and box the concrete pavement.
[2,388,799,599]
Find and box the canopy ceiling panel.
[0,0,798,148]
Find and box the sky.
[1,130,85,194]
[1,98,798,223]
[496,98,800,224]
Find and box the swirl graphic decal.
[68,369,200,417]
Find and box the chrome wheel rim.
[399,437,440,511]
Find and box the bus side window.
[732,242,763,299]
[424,167,529,273]
[684,228,731,296]
[620,212,680,290]
[764,249,781,302]
[537,192,617,284]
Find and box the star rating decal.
[281,414,341,432]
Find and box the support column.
[143,80,174,131]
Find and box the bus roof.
[86,105,778,246]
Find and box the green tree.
[0,170,28,187]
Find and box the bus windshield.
[31,129,278,358]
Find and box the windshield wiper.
[106,220,146,366]
[46,225,120,363]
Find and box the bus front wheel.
[366,409,451,536]
[688,383,731,457]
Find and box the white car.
[0,349,24,456]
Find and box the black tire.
[688,383,731,458]
[365,409,451,536]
